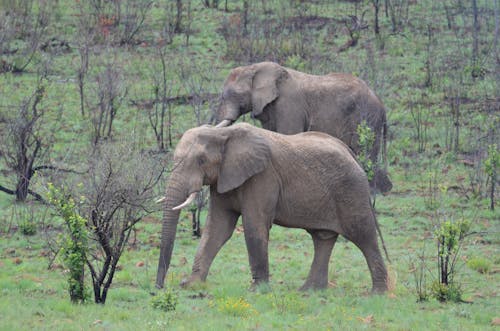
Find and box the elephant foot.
[299,280,328,291]
[249,281,271,293]
[371,282,388,294]
[180,275,204,289]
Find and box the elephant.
[215,61,392,194]
[156,123,389,293]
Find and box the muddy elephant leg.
[241,213,272,286]
[346,219,388,293]
[300,230,338,291]
[181,205,239,287]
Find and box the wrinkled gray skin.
[156,123,388,293]
[216,61,392,193]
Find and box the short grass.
[0,0,499,330]
[1,189,499,330]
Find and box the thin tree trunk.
[491,167,496,210]
[472,0,479,70]
[243,0,249,36]
[175,0,182,33]
[373,0,380,35]
[494,0,499,86]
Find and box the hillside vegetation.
[0,0,498,330]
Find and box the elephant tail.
[382,117,388,171]
[370,200,391,263]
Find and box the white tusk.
[172,192,198,211]
[156,196,166,203]
[215,119,232,128]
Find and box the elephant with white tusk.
[215,61,392,194]
[156,123,389,293]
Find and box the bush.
[431,281,462,303]
[47,183,89,304]
[19,220,36,236]
[467,257,492,274]
[151,289,178,312]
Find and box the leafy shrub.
[284,54,307,71]
[47,183,89,303]
[19,220,36,236]
[467,257,492,274]
[431,280,462,303]
[484,144,499,210]
[432,219,470,302]
[151,289,178,312]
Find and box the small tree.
[0,0,50,73]
[90,56,128,145]
[484,144,499,210]
[432,219,470,302]
[0,76,62,202]
[47,184,89,303]
[386,0,409,33]
[76,0,152,46]
[408,99,430,154]
[48,140,166,304]
[148,46,175,151]
[178,58,217,126]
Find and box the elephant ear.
[251,64,288,117]
[217,126,271,194]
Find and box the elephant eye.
[197,155,207,166]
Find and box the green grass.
[1,192,499,330]
[1,0,499,329]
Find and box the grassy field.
[0,0,499,330]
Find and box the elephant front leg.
[241,214,272,287]
[300,230,338,291]
[182,207,239,287]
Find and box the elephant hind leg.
[300,230,338,291]
[349,228,388,293]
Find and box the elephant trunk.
[155,179,186,289]
[216,103,239,126]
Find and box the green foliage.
[467,256,492,274]
[0,0,499,328]
[464,64,487,79]
[434,219,469,260]
[356,120,375,180]
[213,296,257,318]
[47,183,89,304]
[430,280,462,303]
[484,144,499,210]
[19,219,36,236]
[284,54,307,71]
[151,288,178,312]
[432,219,470,302]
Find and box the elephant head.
[156,125,270,288]
[215,62,289,127]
